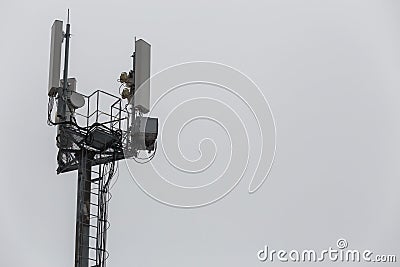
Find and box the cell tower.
[47,12,158,267]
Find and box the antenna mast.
[47,10,158,267]
[63,9,70,93]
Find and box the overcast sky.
[1,0,400,266]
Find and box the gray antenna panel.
[48,20,63,96]
[134,39,151,113]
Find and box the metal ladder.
[75,151,112,267]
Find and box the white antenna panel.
[134,39,151,114]
[48,20,63,96]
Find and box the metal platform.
[56,89,128,174]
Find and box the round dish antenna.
[69,91,85,109]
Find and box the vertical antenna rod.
[63,9,71,93]
[58,9,71,122]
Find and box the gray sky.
[1,0,400,266]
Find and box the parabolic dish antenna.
[69,91,85,109]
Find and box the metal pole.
[63,11,71,92]
[60,11,71,121]
[74,149,92,267]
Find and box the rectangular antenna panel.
[48,20,63,96]
[134,39,151,114]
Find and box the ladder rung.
[79,256,96,261]
[81,190,99,195]
[81,234,97,239]
[81,223,98,228]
